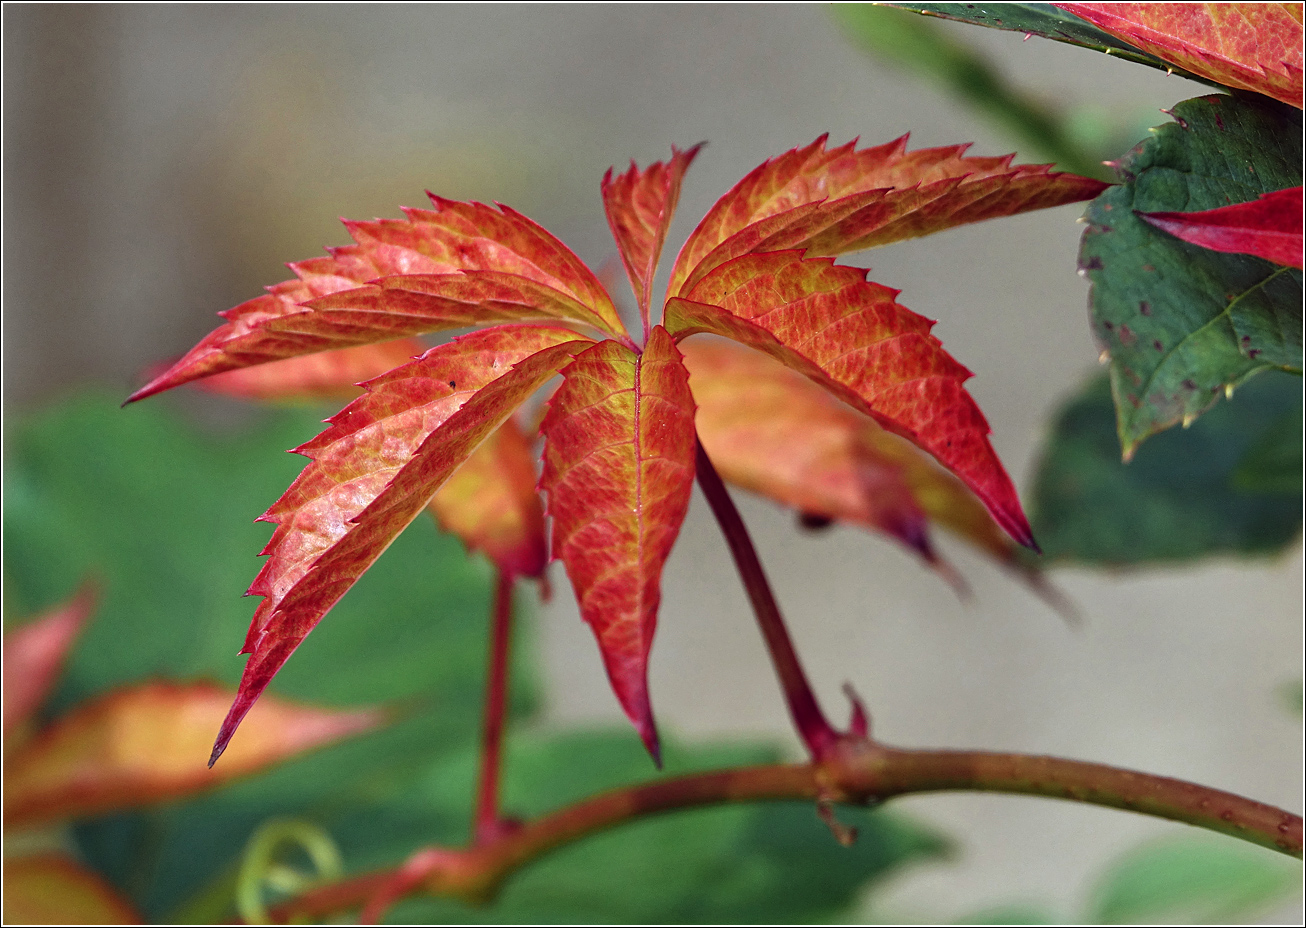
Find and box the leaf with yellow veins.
[666,134,1107,296]
[1058,3,1304,108]
[128,198,623,402]
[666,251,1034,549]
[602,143,704,326]
[213,325,592,765]
[540,327,697,762]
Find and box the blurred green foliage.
[3,392,947,923]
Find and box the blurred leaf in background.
[4,392,948,922]
[1029,370,1302,564]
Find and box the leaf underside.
[212,325,590,764]
[1139,186,1304,268]
[540,327,697,762]
[666,252,1034,548]
[1078,93,1303,458]
[1057,3,1305,108]
[682,338,1028,580]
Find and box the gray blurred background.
[4,4,1301,922]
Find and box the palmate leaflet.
[131,136,1105,762]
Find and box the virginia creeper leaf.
[3,580,98,744]
[191,338,428,403]
[602,143,704,326]
[665,252,1034,548]
[128,199,623,401]
[3,854,142,925]
[214,325,591,765]
[880,3,1211,80]
[1138,186,1304,268]
[666,134,1106,296]
[1078,93,1304,457]
[1057,3,1305,108]
[1029,371,1302,564]
[540,326,697,761]
[3,681,384,830]
[427,416,547,580]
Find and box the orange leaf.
[127,199,623,402]
[540,326,697,761]
[602,143,704,326]
[3,581,98,745]
[666,135,1107,296]
[428,416,547,580]
[666,252,1034,549]
[3,854,142,924]
[214,325,591,764]
[192,338,428,402]
[3,681,383,830]
[1057,3,1305,108]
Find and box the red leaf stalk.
[693,438,838,759]
[474,570,517,845]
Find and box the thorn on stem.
[843,682,870,738]
[817,799,858,847]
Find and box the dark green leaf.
[1030,370,1302,564]
[1232,404,1303,494]
[1078,93,1303,456]
[1087,836,1302,923]
[877,3,1213,82]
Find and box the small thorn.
[1224,384,1234,400]
[817,800,858,847]
[1182,413,1196,428]
[1099,350,1111,364]
[842,683,870,738]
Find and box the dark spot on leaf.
[1127,393,1139,407]
[1102,320,1114,331]
[1103,202,1114,211]
[798,512,834,532]
[1142,264,1155,272]
[1118,323,1136,347]
[1082,256,1105,271]
[1181,378,1197,390]
[1153,340,1164,351]
[1214,112,1225,130]
[1241,335,1252,344]
[449,380,457,388]
[1249,348,1262,359]
[1139,301,1151,316]
[1123,366,1140,386]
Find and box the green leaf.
[1077,93,1303,457]
[877,3,1214,82]
[1233,405,1304,493]
[1087,836,1302,923]
[3,392,523,917]
[1030,370,1302,564]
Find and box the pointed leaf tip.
[1138,186,1304,268]
[541,327,696,755]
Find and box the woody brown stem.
[265,738,1302,923]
